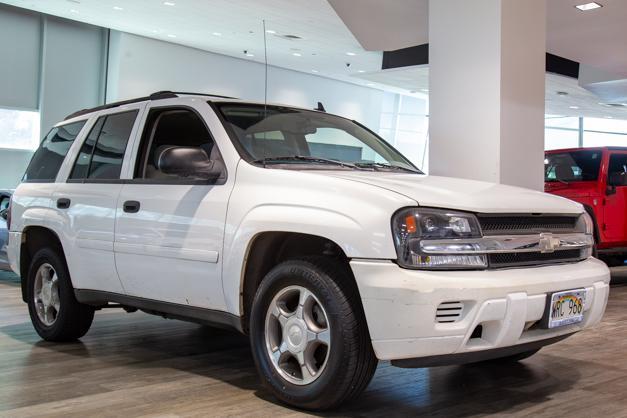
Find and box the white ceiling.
[0,0,390,90]
[2,0,627,120]
[355,66,627,119]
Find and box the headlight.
[578,212,594,236]
[392,208,487,269]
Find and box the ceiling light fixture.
[167,34,177,38]
[346,52,356,56]
[266,30,276,34]
[575,2,602,11]
[245,53,254,57]
[163,1,176,6]
[212,32,222,36]
[113,6,123,11]
[311,70,318,73]
[569,105,580,109]
[357,70,365,73]
[69,9,79,13]
[421,88,429,92]
[366,83,374,86]
[292,52,302,57]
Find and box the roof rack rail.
[64,91,178,120]
[65,90,238,120]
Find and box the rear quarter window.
[23,120,87,182]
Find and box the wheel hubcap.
[34,263,60,326]
[264,285,331,385]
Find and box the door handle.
[57,198,71,209]
[123,200,141,213]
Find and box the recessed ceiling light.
[346,52,356,56]
[167,34,177,38]
[311,70,318,73]
[575,2,602,11]
[292,52,302,57]
[366,83,374,86]
[569,105,580,109]
[245,53,254,57]
[113,6,123,11]
[421,88,429,92]
[212,32,222,36]
[605,115,613,118]
[163,1,176,6]
[265,30,276,34]
[357,70,365,73]
[69,9,79,13]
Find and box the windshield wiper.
[252,155,363,169]
[355,162,423,174]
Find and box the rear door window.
[23,120,87,182]
[69,110,138,181]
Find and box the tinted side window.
[69,110,138,181]
[608,153,627,187]
[69,117,105,180]
[23,121,86,182]
[135,108,225,181]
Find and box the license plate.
[545,289,586,329]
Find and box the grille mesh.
[488,249,582,268]
[478,215,579,235]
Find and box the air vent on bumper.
[436,301,464,323]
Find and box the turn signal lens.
[405,215,417,233]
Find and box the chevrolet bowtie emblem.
[539,233,561,253]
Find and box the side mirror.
[156,146,221,180]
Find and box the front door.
[114,104,232,310]
[603,152,627,244]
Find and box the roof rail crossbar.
[64,91,178,120]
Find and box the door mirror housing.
[156,146,221,181]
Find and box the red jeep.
[545,147,627,266]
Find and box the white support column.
[428,0,546,190]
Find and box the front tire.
[249,257,377,411]
[27,247,95,342]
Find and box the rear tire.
[26,247,94,342]
[249,256,377,411]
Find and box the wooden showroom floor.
[1,270,627,418]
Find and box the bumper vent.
[478,215,579,235]
[436,301,464,323]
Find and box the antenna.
[262,19,268,161]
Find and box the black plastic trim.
[74,289,243,332]
[391,333,572,368]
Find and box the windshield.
[215,103,420,172]
[544,150,602,182]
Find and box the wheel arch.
[19,226,66,302]
[238,231,356,334]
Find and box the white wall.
[107,32,390,132]
[0,149,32,189]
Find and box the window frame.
[128,105,228,186]
[66,109,141,184]
[607,152,627,188]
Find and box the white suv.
[7,91,610,410]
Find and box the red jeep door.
[603,152,627,243]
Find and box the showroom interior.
[0,0,626,416]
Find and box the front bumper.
[350,257,610,362]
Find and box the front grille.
[478,215,579,235]
[488,249,583,268]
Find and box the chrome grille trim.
[419,233,594,255]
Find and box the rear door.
[603,151,627,243]
[51,105,144,293]
[113,102,233,309]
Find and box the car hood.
[320,172,584,214]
